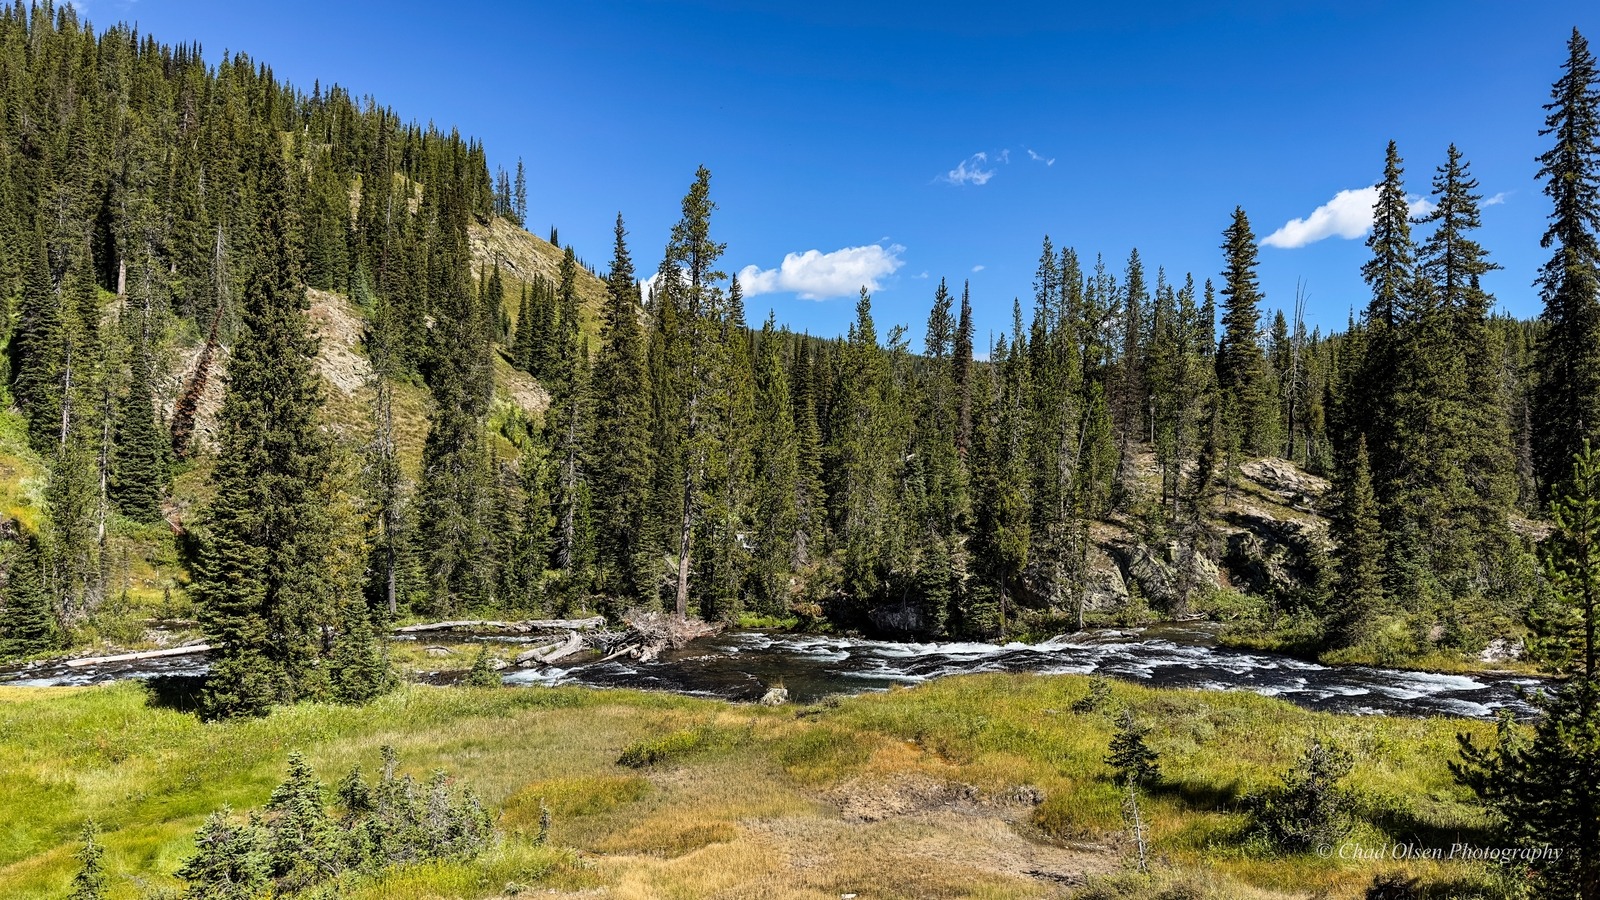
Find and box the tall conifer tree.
[193,139,385,718]
[1216,208,1275,456]
[1533,29,1600,498]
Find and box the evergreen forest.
[0,3,1597,703]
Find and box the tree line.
[0,3,1598,727]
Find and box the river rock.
[759,686,789,706]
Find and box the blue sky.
[80,0,1599,347]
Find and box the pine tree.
[591,214,655,602]
[192,139,383,718]
[1217,207,1275,456]
[1456,442,1600,899]
[0,541,59,661]
[1331,436,1385,647]
[1533,29,1600,498]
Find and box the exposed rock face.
[1479,638,1525,664]
[1240,457,1330,508]
[1221,513,1329,601]
[1119,541,1223,613]
[306,288,374,397]
[1084,560,1131,611]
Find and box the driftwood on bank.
[513,631,586,666]
[64,644,211,668]
[393,617,605,635]
[584,610,722,665]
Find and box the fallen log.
[65,644,211,668]
[596,643,643,664]
[514,631,586,666]
[394,616,605,635]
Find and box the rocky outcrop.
[1240,457,1330,510]
[1119,541,1223,613]
[1221,512,1330,602]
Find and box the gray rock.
[1480,638,1524,663]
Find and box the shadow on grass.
[1154,775,1247,811]
[142,674,206,713]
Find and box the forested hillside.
[1,0,1598,702]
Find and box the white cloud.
[941,153,996,186]
[638,267,686,302]
[738,244,906,300]
[1261,187,1436,249]
[1485,191,1509,206]
[915,271,930,279]
[1027,148,1056,166]
[971,264,985,273]
[997,149,1011,164]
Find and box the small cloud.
[638,267,687,301]
[1485,191,1509,206]
[738,243,906,301]
[971,264,986,273]
[915,271,930,279]
[1026,148,1055,166]
[941,153,996,186]
[1262,186,1437,249]
[997,149,1011,164]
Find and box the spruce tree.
[1216,207,1275,456]
[590,214,655,602]
[108,323,168,523]
[1457,442,1600,899]
[1533,29,1600,498]
[657,166,726,618]
[829,289,894,608]
[69,819,107,900]
[0,541,59,661]
[193,139,384,718]
[953,281,975,456]
[1347,141,1416,495]
[10,229,63,451]
[751,315,801,613]
[414,185,495,616]
[1331,436,1385,647]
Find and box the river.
[1,624,1544,720]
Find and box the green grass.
[0,671,1520,899]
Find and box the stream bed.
[2,623,1545,720]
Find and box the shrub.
[1245,738,1355,854]
[177,747,494,897]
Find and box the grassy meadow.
[0,672,1520,899]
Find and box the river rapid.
[3,623,1544,720]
